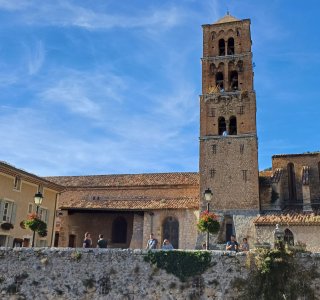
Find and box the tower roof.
[215,13,239,24]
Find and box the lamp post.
[32,192,43,247]
[204,188,213,250]
[273,224,284,250]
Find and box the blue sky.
[0,0,319,176]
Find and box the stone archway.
[162,216,179,249]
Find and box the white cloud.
[27,40,45,75]
[39,69,127,119]
[0,1,185,31]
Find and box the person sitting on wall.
[162,239,174,250]
[222,130,228,136]
[226,235,238,252]
[146,233,158,249]
[83,232,92,248]
[240,238,249,252]
[97,234,107,248]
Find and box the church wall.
[142,209,199,249]
[256,225,320,252]
[57,211,134,248]
[272,154,320,203]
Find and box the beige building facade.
[0,162,63,247]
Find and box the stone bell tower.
[199,13,260,241]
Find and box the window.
[287,163,297,202]
[227,37,235,55]
[229,116,237,135]
[209,63,216,75]
[208,107,216,117]
[38,240,47,247]
[38,185,43,194]
[216,72,224,90]
[240,144,244,154]
[210,169,216,178]
[112,217,127,243]
[284,229,294,246]
[54,233,60,247]
[230,71,238,90]
[38,208,49,223]
[218,117,226,135]
[242,170,248,182]
[218,39,225,56]
[68,234,76,247]
[0,201,16,223]
[237,105,244,115]
[28,203,33,214]
[13,176,21,191]
[162,216,179,249]
[211,144,217,154]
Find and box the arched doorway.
[229,116,237,135]
[112,216,127,244]
[218,117,227,135]
[284,229,294,246]
[162,217,179,249]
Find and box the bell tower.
[199,14,259,215]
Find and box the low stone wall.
[0,248,319,300]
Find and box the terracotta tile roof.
[46,172,199,188]
[254,211,320,226]
[0,161,64,191]
[272,152,320,158]
[59,196,199,210]
[259,171,272,177]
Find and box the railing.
[261,199,320,211]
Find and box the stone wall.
[0,248,320,300]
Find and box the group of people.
[146,233,174,250]
[225,235,249,252]
[83,232,108,248]
[83,232,249,252]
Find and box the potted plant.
[197,210,220,234]
[1,222,14,230]
[24,213,47,237]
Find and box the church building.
[1,13,320,251]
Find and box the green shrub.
[144,250,211,282]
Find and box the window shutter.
[7,236,13,247]
[10,203,17,224]
[45,209,49,224]
[0,200,4,222]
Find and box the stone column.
[129,213,144,249]
[57,210,70,247]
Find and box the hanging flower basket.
[197,210,220,234]
[24,213,47,236]
[1,222,14,230]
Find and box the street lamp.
[32,192,43,247]
[204,188,213,250]
[273,224,284,250]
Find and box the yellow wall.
[0,172,58,247]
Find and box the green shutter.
[0,200,4,222]
[10,203,17,224]
[7,236,13,247]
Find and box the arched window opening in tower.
[112,216,127,244]
[209,63,216,75]
[218,39,225,56]
[227,37,235,55]
[284,229,294,246]
[229,116,237,135]
[287,163,297,203]
[216,72,224,91]
[230,71,238,91]
[218,117,227,135]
